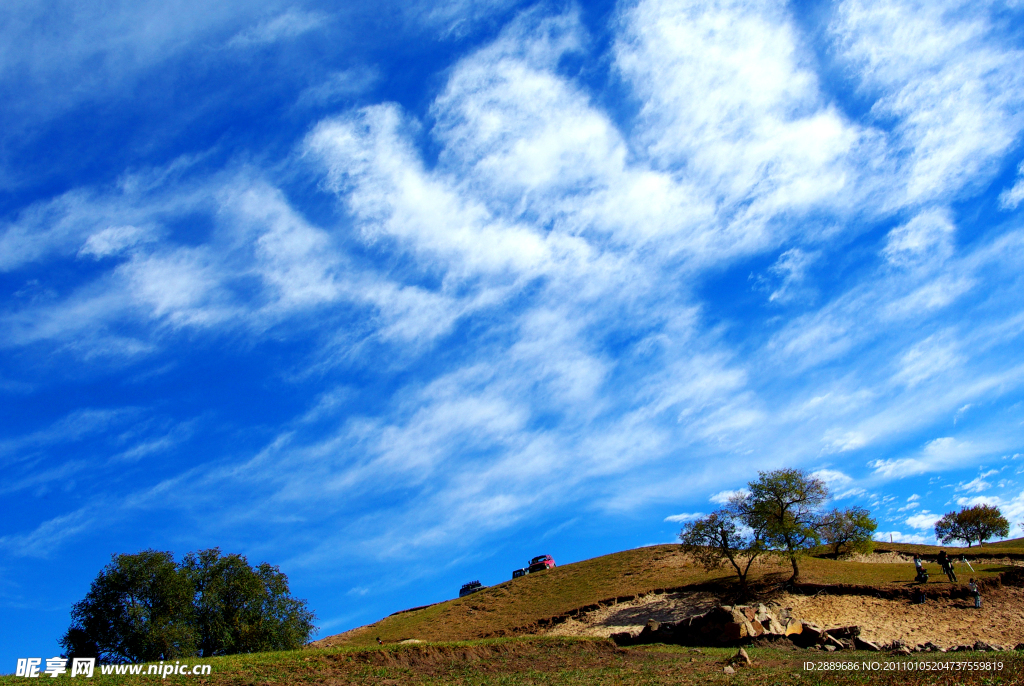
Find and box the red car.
[527,554,556,573]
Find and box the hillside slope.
[312,541,1019,649]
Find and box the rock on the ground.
[854,638,881,651]
[610,631,633,646]
[732,647,751,665]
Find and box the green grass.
[4,638,1019,685]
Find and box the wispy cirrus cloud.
[227,8,329,48]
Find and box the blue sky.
[2,0,1024,667]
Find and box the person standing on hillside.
[969,579,981,608]
[937,550,957,582]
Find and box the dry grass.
[314,545,731,647]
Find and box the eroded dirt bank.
[543,587,1024,648]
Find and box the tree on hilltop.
[679,511,766,595]
[934,505,1010,547]
[820,506,877,557]
[730,469,828,583]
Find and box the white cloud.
[956,476,992,494]
[616,0,867,252]
[78,224,157,258]
[822,430,869,454]
[296,67,380,108]
[867,436,1005,479]
[406,0,522,40]
[0,408,137,463]
[999,161,1024,210]
[618,0,847,192]
[905,511,940,530]
[307,103,567,281]
[4,0,1024,578]
[664,512,703,523]
[709,488,748,505]
[227,9,328,48]
[882,209,956,270]
[831,0,1024,205]
[811,468,853,488]
[893,334,962,388]
[874,530,933,545]
[954,404,973,424]
[764,248,819,303]
[0,507,98,557]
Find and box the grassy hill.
[4,541,1021,685]
[313,542,1017,648]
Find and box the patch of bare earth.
[782,586,1024,648]
[542,582,1024,650]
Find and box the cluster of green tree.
[60,548,316,664]
[678,469,876,592]
[934,504,1010,547]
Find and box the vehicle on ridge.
[528,554,556,573]
[510,554,557,579]
[459,580,484,597]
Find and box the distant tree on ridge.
[679,511,766,595]
[819,506,877,557]
[730,469,829,583]
[934,505,1010,547]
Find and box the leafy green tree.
[60,550,195,663]
[820,506,877,557]
[182,548,317,656]
[731,469,828,582]
[61,549,316,663]
[678,511,766,595]
[935,505,1010,547]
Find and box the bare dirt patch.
[781,586,1024,648]
[542,579,1024,650]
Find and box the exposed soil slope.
[784,586,1024,647]
[542,586,1024,648]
